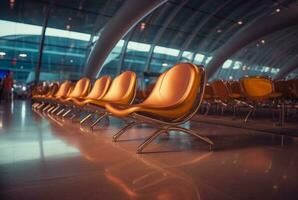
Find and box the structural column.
[34,5,51,84]
[84,0,168,79]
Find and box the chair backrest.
[211,80,230,101]
[274,79,295,99]
[141,63,206,123]
[47,83,59,97]
[102,71,137,104]
[227,81,242,97]
[37,83,49,95]
[240,76,273,101]
[204,83,214,100]
[293,79,298,98]
[54,80,73,98]
[86,76,111,100]
[69,77,90,98]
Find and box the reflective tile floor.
[0,100,298,200]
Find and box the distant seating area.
[31,63,298,153]
[202,77,298,125]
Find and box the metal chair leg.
[37,102,44,110]
[278,103,285,127]
[90,113,108,131]
[56,108,65,117]
[113,121,141,142]
[32,102,39,109]
[244,107,254,123]
[137,129,166,154]
[62,109,72,118]
[42,104,51,112]
[80,113,93,125]
[51,105,60,114]
[47,105,55,113]
[204,103,210,115]
[169,126,214,146]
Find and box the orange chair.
[81,71,137,130]
[56,78,91,118]
[227,80,243,99]
[105,63,213,153]
[38,83,59,111]
[32,83,50,109]
[68,76,111,122]
[240,76,274,123]
[270,79,298,125]
[211,79,252,119]
[202,83,214,115]
[72,76,111,107]
[270,79,294,100]
[293,79,298,99]
[47,80,74,114]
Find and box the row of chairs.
[32,63,214,153]
[203,77,298,125]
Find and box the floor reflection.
[50,121,205,200]
[1,101,298,200]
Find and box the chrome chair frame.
[239,76,275,123]
[111,65,213,153]
[80,72,138,130]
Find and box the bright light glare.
[222,59,232,69]
[19,53,27,58]
[0,19,91,41]
[154,46,179,56]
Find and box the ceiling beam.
[274,56,298,79]
[84,0,167,78]
[206,6,298,79]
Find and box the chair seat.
[269,92,282,98]
[229,93,241,99]
[106,101,191,119]
[71,97,97,106]
[87,99,129,108]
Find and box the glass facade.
[0,0,294,86]
[0,0,122,84]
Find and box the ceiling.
[0,0,297,82]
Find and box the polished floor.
[0,100,298,200]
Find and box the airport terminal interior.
[0,0,298,199]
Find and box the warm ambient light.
[140,22,146,31]
[237,21,243,25]
[9,0,15,9]
[0,51,6,56]
[19,53,27,58]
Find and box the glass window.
[222,59,233,69]
[194,53,205,64]
[181,51,193,61]
[127,41,150,52]
[154,46,179,56]
[205,56,213,64]
[233,61,242,69]
[0,18,44,83]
